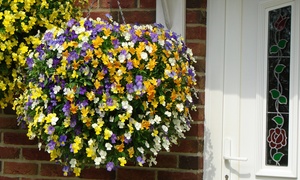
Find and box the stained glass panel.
[266,5,291,166]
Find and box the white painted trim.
[204,0,226,179]
[156,0,186,40]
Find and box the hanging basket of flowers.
[0,0,86,108]
[14,16,197,176]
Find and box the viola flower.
[14,17,197,177]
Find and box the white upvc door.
[205,0,300,180]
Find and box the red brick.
[186,42,206,57]
[121,11,156,24]
[186,26,206,40]
[140,0,156,8]
[194,59,205,73]
[186,10,206,24]
[22,148,50,161]
[117,168,155,180]
[3,132,37,145]
[155,154,177,168]
[158,171,202,180]
[0,147,20,159]
[40,164,66,177]
[0,176,19,180]
[185,123,204,138]
[100,0,137,8]
[186,0,206,9]
[0,117,18,129]
[3,104,16,115]
[4,162,38,175]
[195,75,205,90]
[192,91,203,106]
[179,156,202,170]
[81,167,116,179]
[171,139,201,153]
[84,11,111,19]
[190,107,204,122]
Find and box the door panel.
[205,0,300,179]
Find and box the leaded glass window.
[266,5,291,166]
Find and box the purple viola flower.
[44,32,53,41]
[67,19,76,27]
[70,115,77,128]
[81,42,93,51]
[110,134,117,144]
[137,156,145,165]
[62,165,70,175]
[126,83,134,93]
[135,75,143,83]
[124,137,132,144]
[79,87,87,95]
[26,57,34,70]
[106,162,115,171]
[153,23,164,29]
[59,135,67,146]
[75,126,81,135]
[126,60,133,70]
[188,68,195,77]
[106,97,113,106]
[48,126,55,135]
[67,51,79,62]
[150,33,158,42]
[112,39,120,48]
[48,140,56,150]
[69,144,74,153]
[165,40,172,50]
[80,100,89,107]
[84,19,93,30]
[63,101,71,116]
[156,79,161,86]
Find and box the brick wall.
[0,0,206,179]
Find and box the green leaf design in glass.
[273,152,284,162]
[278,39,288,49]
[275,64,286,73]
[270,89,280,99]
[272,116,283,125]
[278,95,287,104]
[270,45,279,54]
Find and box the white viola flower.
[162,125,168,132]
[118,54,126,63]
[73,26,85,34]
[38,112,45,122]
[46,58,53,68]
[176,103,184,112]
[168,58,176,66]
[99,150,107,159]
[158,39,165,46]
[186,94,193,102]
[124,132,131,140]
[51,116,59,125]
[162,137,171,151]
[134,122,141,130]
[117,69,123,76]
[124,32,131,41]
[94,157,102,166]
[121,42,128,47]
[127,105,133,114]
[154,115,161,124]
[126,53,131,60]
[128,42,134,47]
[109,116,114,122]
[148,156,157,167]
[127,94,133,101]
[121,100,129,109]
[145,45,153,53]
[140,52,148,60]
[118,121,125,128]
[70,159,77,168]
[164,111,172,117]
[88,139,95,146]
[53,85,61,94]
[137,147,144,154]
[145,141,150,148]
[38,142,42,151]
[105,143,112,150]
[150,148,158,156]
[93,97,99,104]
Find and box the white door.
[205,0,300,180]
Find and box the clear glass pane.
[266,5,291,166]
